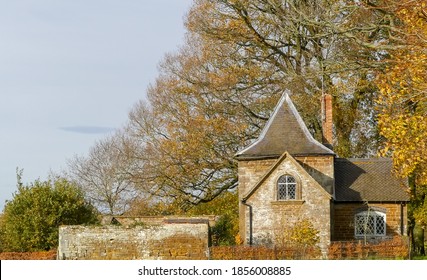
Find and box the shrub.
[0,172,99,252]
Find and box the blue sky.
[0,0,193,210]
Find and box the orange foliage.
[328,236,409,260]
[210,245,321,260]
[0,250,57,260]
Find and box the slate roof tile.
[235,93,334,159]
[334,158,409,202]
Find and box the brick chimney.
[322,93,333,148]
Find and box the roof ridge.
[335,158,392,162]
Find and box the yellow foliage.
[289,219,320,247]
[275,218,320,248]
[376,0,427,186]
[234,233,243,245]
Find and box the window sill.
[354,235,387,239]
[271,200,305,206]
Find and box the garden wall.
[58,222,210,260]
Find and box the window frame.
[354,210,386,238]
[277,174,298,201]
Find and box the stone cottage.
[235,92,409,252]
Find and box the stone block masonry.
[58,223,209,260]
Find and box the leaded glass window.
[355,210,386,237]
[277,175,296,200]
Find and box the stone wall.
[295,155,334,195]
[237,158,277,196]
[238,158,277,243]
[238,154,332,254]
[58,223,209,260]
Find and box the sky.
[0,0,193,210]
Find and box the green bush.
[0,172,99,252]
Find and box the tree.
[67,130,139,215]
[376,0,427,256]
[126,54,251,207]
[187,190,239,245]
[186,0,400,157]
[0,170,99,252]
[122,0,403,208]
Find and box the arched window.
[354,210,386,237]
[277,175,297,200]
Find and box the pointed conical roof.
[236,93,334,160]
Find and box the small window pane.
[376,215,385,235]
[278,176,287,184]
[277,175,297,200]
[355,216,365,235]
[366,215,375,235]
[278,184,287,200]
[288,184,296,199]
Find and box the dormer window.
[277,175,296,200]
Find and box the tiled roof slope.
[235,93,334,159]
[334,158,410,202]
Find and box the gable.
[242,152,332,202]
[236,93,334,160]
